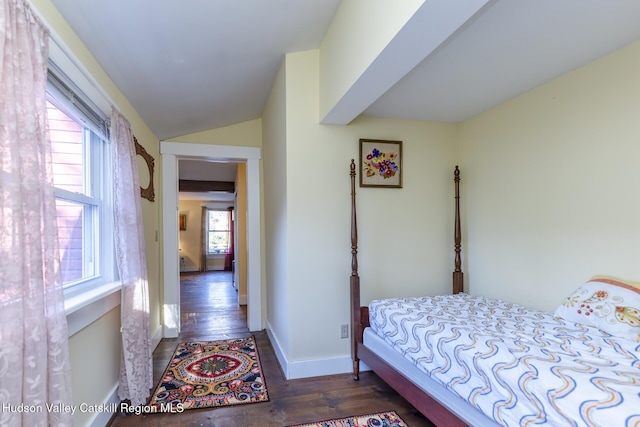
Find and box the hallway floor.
[108,271,434,427]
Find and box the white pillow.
[554,275,640,342]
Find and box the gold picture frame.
[134,136,155,202]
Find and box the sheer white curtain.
[0,0,73,425]
[111,109,153,406]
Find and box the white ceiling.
[364,1,640,122]
[50,0,640,141]
[50,0,342,140]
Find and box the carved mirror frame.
[134,136,155,202]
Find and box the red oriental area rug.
[287,410,409,427]
[149,336,268,411]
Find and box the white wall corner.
[265,322,288,378]
[286,355,354,380]
[265,321,358,380]
[151,325,163,351]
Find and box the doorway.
[160,142,262,337]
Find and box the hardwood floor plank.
[108,271,435,427]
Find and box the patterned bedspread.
[368,293,640,427]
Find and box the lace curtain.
[199,206,208,272]
[224,207,234,271]
[111,109,153,406]
[0,0,73,425]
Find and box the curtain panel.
[199,206,208,272]
[224,207,234,271]
[110,109,153,406]
[0,0,73,425]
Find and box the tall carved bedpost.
[350,159,361,380]
[453,166,463,294]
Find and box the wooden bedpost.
[350,159,361,380]
[453,166,463,294]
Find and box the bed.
[348,160,640,427]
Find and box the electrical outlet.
[340,323,349,339]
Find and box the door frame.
[160,141,262,336]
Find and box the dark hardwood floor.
[108,271,435,427]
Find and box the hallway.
[108,271,434,427]
[178,271,248,341]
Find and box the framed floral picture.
[359,139,402,188]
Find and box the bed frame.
[349,159,468,427]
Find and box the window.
[207,210,231,254]
[46,68,115,290]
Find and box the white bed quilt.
[368,293,640,427]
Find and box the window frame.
[206,209,232,255]
[46,66,118,305]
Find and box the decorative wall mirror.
[134,136,155,202]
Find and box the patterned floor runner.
[286,410,409,427]
[149,336,268,411]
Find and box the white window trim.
[45,31,121,336]
[206,209,232,255]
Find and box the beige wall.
[178,200,202,271]
[68,309,121,426]
[168,118,262,147]
[262,59,290,357]
[263,41,640,376]
[264,50,458,371]
[235,164,248,300]
[459,40,640,311]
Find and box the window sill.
[65,281,122,337]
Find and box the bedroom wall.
[31,1,163,425]
[459,40,640,312]
[262,58,291,361]
[178,200,202,271]
[265,50,458,377]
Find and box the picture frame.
[179,214,187,231]
[359,139,402,188]
[134,136,155,202]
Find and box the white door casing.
[160,141,262,336]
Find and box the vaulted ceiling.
[51,0,640,141]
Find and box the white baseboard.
[151,325,163,351]
[265,322,287,375]
[238,294,247,305]
[88,383,119,427]
[265,321,363,379]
